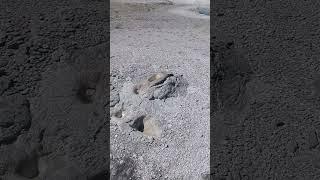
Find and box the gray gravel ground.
[110,1,210,179]
[0,0,108,179]
[210,0,320,179]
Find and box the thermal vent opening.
[130,115,145,132]
[129,115,161,137]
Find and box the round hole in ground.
[114,109,123,118]
[133,85,140,94]
[129,115,161,137]
[130,115,145,132]
[276,122,285,127]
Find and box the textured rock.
[134,72,188,100]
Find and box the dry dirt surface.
[0,0,109,179]
[211,0,320,179]
[110,0,209,179]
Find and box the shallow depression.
[130,115,161,138]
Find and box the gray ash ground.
[110,0,209,179]
[0,0,108,179]
[211,1,320,179]
[3,0,320,179]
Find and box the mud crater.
[110,72,187,138]
[129,115,161,137]
[133,72,188,100]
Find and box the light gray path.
[110,1,210,179]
